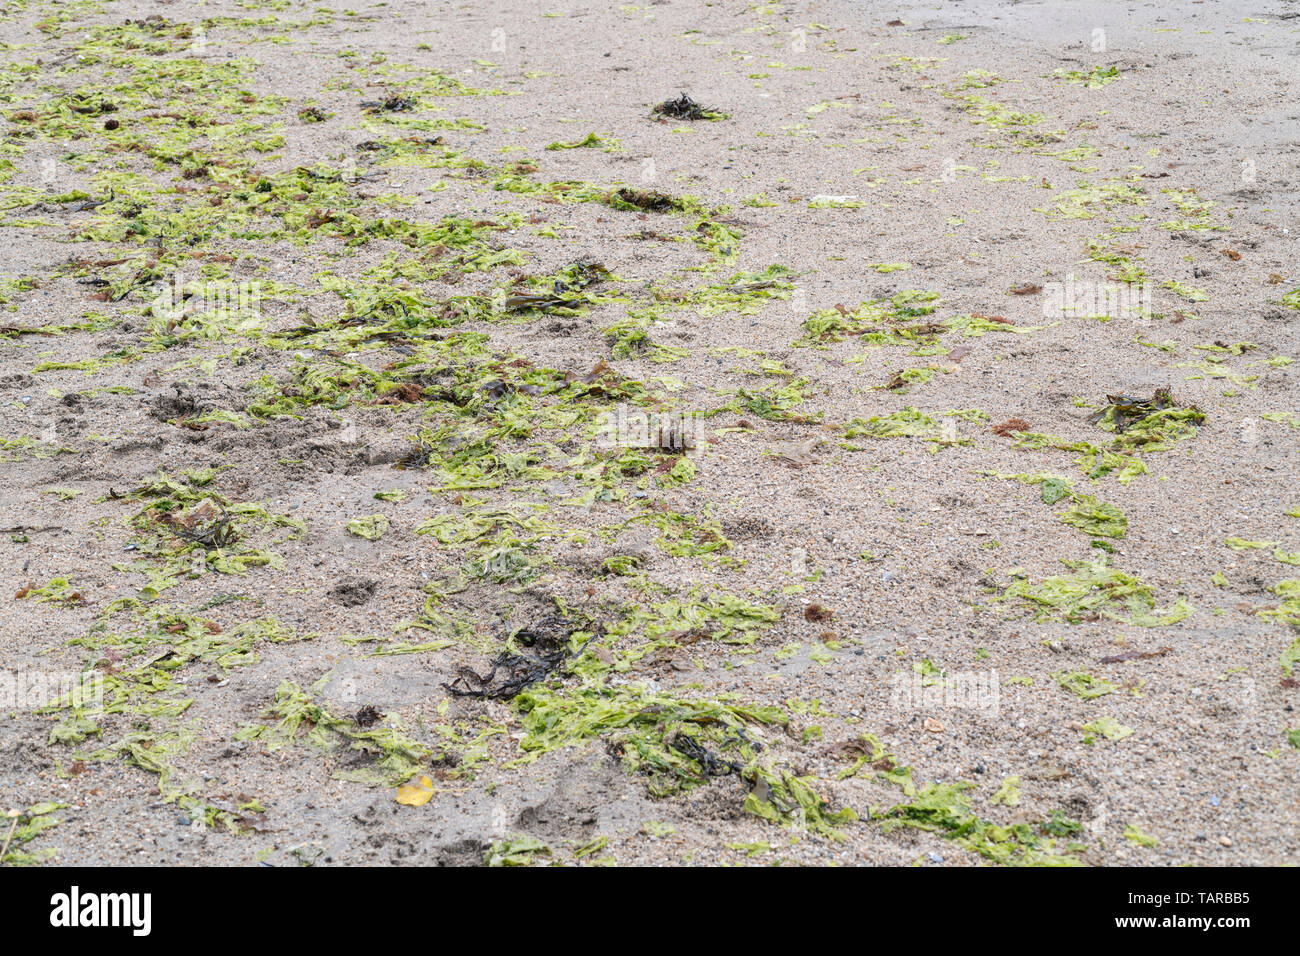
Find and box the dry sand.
[0,0,1297,866]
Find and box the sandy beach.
[0,0,1297,866]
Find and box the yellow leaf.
[396,775,434,807]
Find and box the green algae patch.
[545,132,619,151]
[1123,824,1158,847]
[510,678,853,838]
[613,592,780,646]
[1082,715,1133,741]
[235,680,436,786]
[1052,66,1120,88]
[991,775,1021,807]
[1039,179,1145,221]
[1055,671,1117,700]
[878,779,1083,866]
[1,801,68,866]
[743,765,858,839]
[1225,537,1275,551]
[107,475,304,593]
[1092,389,1205,453]
[796,301,889,345]
[1001,559,1192,626]
[1263,583,1300,676]
[512,681,781,786]
[1010,431,1149,485]
[33,597,327,833]
[1159,188,1225,232]
[984,472,1126,538]
[1059,495,1128,538]
[1260,580,1300,639]
[843,407,985,449]
[485,835,551,866]
[16,577,87,607]
[347,514,390,540]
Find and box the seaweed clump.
[443,616,585,700]
[651,92,727,121]
[1092,387,1205,452]
[1001,558,1192,626]
[609,188,683,213]
[879,778,1085,866]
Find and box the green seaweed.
[1002,559,1192,626]
[878,780,1083,866]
